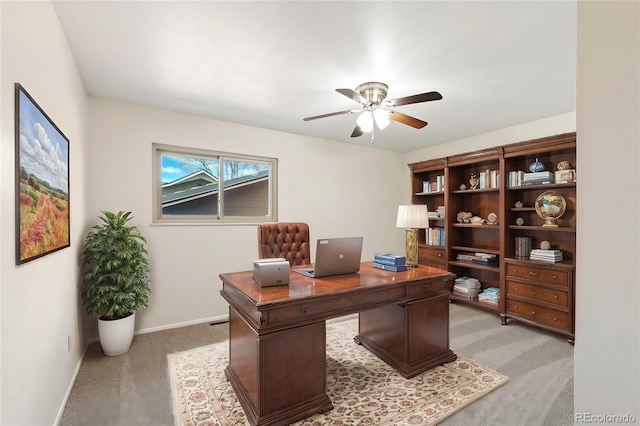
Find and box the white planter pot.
[98,312,136,356]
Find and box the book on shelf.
[421,175,445,193]
[478,169,500,189]
[373,253,406,266]
[530,249,563,263]
[372,262,407,272]
[523,171,554,181]
[515,236,533,259]
[457,252,497,264]
[426,227,445,246]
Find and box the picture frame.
[15,83,70,264]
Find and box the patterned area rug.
[168,319,508,426]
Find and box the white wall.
[575,0,639,420]
[0,2,89,425]
[87,98,408,334]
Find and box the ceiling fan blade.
[389,111,428,129]
[385,91,443,107]
[336,88,367,104]
[351,125,363,138]
[303,109,353,121]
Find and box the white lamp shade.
[356,111,374,132]
[373,108,390,129]
[396,204,429,228]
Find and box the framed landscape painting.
[15,83,70,264]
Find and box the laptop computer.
[294,237,363,278]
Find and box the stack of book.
[457,252,498,265]
[436,205,446,217]
[453,276,481,298]
[522,171,555,185]
[530,249,563,263]
[373,253,407,272]
[515,236,533,258]
[478,287,500,306]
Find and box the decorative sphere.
[459,184,467,190]
[529,157,545,172]
[515,217,524,226]
[535,191,567,227]
[557,160,571,171]
[540,240,551,250]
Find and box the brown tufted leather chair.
[257,222,311,266]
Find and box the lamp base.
[405,228,419,267]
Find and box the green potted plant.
[81,211,151,355]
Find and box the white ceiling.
[52,1,576,153]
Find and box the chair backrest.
[257,222,311,266]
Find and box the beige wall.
[0,1,89,425]
[575,0,639,418]
[86,98,408,334]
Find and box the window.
[152,144,277,224]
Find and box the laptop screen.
[295,237,363,278]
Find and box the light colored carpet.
[168,318,508,426]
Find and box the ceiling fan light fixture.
[356,111,374,133]
[373,108,390,129]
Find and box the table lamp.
[396,204,429,267]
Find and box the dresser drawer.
[506,281,568,307]
[506,264,569,286]
[506,299,569,329]
[418,246,445,265]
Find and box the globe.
[535,191,566,227]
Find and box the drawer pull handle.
[532,291,537,295]
[530,271,539,277]
[513,269,518,273]
[553,274,557,279]
[554,295,558,299]
[514,287,518,291]
[514,305,518,309]
[531,311,536,315]
[554,317,558,321]
[423,284,431,290]
[300,307,309,314]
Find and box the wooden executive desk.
[219,262,456,426]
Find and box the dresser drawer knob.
[554,317,558,321]
[514,305,518,309]
[532,291,537,295]
[553,274,557,279]
[531,311,536,315]
[300,306,309,314]
[513,269,518,273]
[554,295,558,299]
[423,284,431,290]
[438,253,442,257]
[530,271,539,277]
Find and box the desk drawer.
[506,281,568,307]
[506,264,569,286]
[265,286,405,325]
[407,280,449,298]
[418,246,445,266]
[506,299,568,329]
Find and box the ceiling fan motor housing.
[356,82,388,106]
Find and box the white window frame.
[152,143,278,224]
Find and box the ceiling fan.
[303,82,442,141]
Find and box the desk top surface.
[220,261,453,305]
